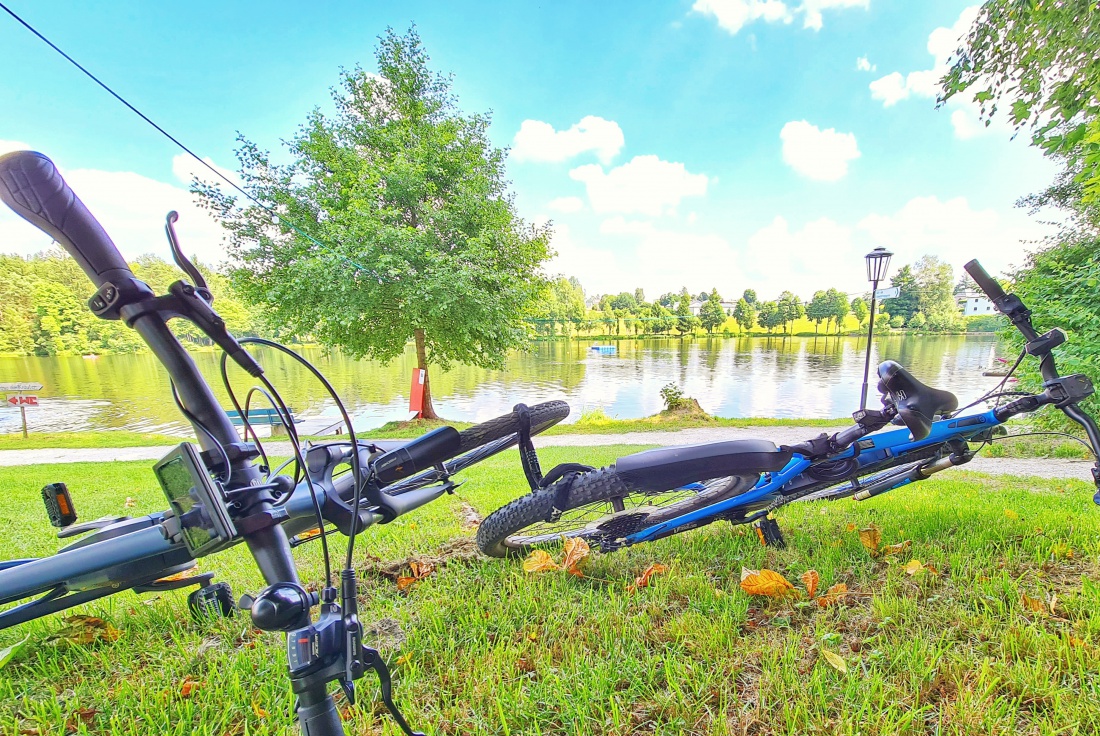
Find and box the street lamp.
[860,246,893,409]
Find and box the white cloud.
[0,146,231,266]
[171,153,242,190]
[741,216,860,296]
[569,155,709,216]
[511,116,624,164]
[856,56,876,72]
[868,6,992,138]
[547,196,584,213]
[779,121,860,181]
[693,0,868,35]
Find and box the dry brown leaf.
[522,550,561,574]
[740,568,796,598]
[858,527,882,556]
[627,563,669,592]
[1021,593,1047,615]
[396,560,435,592]
[821,649,848,674]
[817,583,848,607]
[124,497,136,508]
[561,537,590,577]
[800,570,820,599]
[845,522,857,532]
[903,559,925,576]
[180,678,200,698]
[395,653,412,666]
[881,540,912,557]
[251,701,268,719]
[1049,594,1059,616]
[47,615,120,645]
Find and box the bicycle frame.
[624,408,1003,545]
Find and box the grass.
[2,450,1100,734]
[0,431,182,451]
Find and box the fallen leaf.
[821,649,848,674]
[800,570,820,600]
[858,527,882,556]
[881,540,912,557]
[845,522,857,532]
[251,701,268,719]
[903,559,925,576]
[1049,594,1058,616]
[627,563,669,592]
[740,568,796,598]
[817,583,849,608]
[1004,509,1019,520]
[526,629,539,641]
[0,636,30,670]
[522,550,561,574]
[124,497,136,508]
[180,678,200,698]
[65,708,97,731]
[47,615,120,645]
[561,537,590,577]
[1020,593,1047,615]
[395,654,411,666]
[396,560,435,591]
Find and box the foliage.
[757,301,783,333]
[850,296,869,327]
[889,314,906,329]
[942,1,1100,208]
[194,27,549,418]
[732,297,756,334]
[742,288,758,305]
[699,288,727,333]
[887,264,920,321]
[908,312,928,330]
[806,290,831,333]
[674,288,699,335]
[659,382,685,411]
[966,314,1006,332]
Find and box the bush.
[967,314,1007,332]
[890,315,906,328]
[926,306,966,332]
[908,312,928,330]
[660,383,685,411]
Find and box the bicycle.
[0,150,569,736]
[477,260,1100,558]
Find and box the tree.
[888,265,920,321]
[806,290,831,334]
[732,298,756,334]
[850,296,869,327]
[699,288,726,334]
[757,301,783,333]
[195,28,550,419]
[913,255,955,316]
[675,288,699,336]
[634,287,645,304]
[776,291,804,334]
[648,302,675,335]
[742,288,758,305]
[826,288,849,333]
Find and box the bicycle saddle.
[877,360,958,441]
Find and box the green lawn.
[1,450,1099,735]
[0,432,181,451]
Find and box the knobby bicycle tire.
[476,465,756,557]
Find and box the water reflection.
[0,335,999,434]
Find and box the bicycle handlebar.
[0,151,133,288]
[963,259,1007,304]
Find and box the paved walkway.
[0,427,1094,480]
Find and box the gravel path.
[0,426,1094,481]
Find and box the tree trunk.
[413,327,438,420]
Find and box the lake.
[0,334,1001,436]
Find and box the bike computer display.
[153,443,236,557]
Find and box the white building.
[689,300,738,316]
[956,289,995,316]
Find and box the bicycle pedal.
[42,482,77,528]
[187,582,236,620]
[754,518,786,548]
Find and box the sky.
[0,0,1059,302]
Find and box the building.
[956,289,995,316]
[689,299,738,316]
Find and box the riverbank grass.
[2,449,1099,734]
[0,431,183,451]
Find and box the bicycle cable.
[950,348,1027,417]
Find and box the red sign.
[6,395,38,406]
[408,369,426,418]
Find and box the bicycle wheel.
[382,401,570,495]
[476,465,757,557]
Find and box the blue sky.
[0,0,1057,301]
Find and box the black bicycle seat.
[877,360,958,441]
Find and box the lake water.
[0,335,1001,436]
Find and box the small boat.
[589,345,617,355]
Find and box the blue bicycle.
[477,261,1100,556]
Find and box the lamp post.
[860,246,893,410]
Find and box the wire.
[237,338,365,571]
[169,380,232,483]
[0,1,370,275]
[219,352,272,479]
[951,349,1027,417]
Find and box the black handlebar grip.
[0,151,133,288]
[963,259,1007,303]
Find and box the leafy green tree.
[656,292,678,309]
[648,302,675,335]
[742,288,758,305]
[732,298,756,334]
[634,287,645,304]
[909,312,928,330]
[888,264,920,321]
[757,301,783,333]
[826,288,849,334]
[195,28,550,418]
[913,255,955,315]
[806,290,831,334]
[850,296,869,328]
[699,288,726,333]
[675,287,699,336]
[776,291,804,334]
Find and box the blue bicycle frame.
[626,408,1001,545]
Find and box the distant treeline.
[0,251,271,356]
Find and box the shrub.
[908,312,928,330]
[890,315,906,328]
[660,383,685,411]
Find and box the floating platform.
[589,345,617,355]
